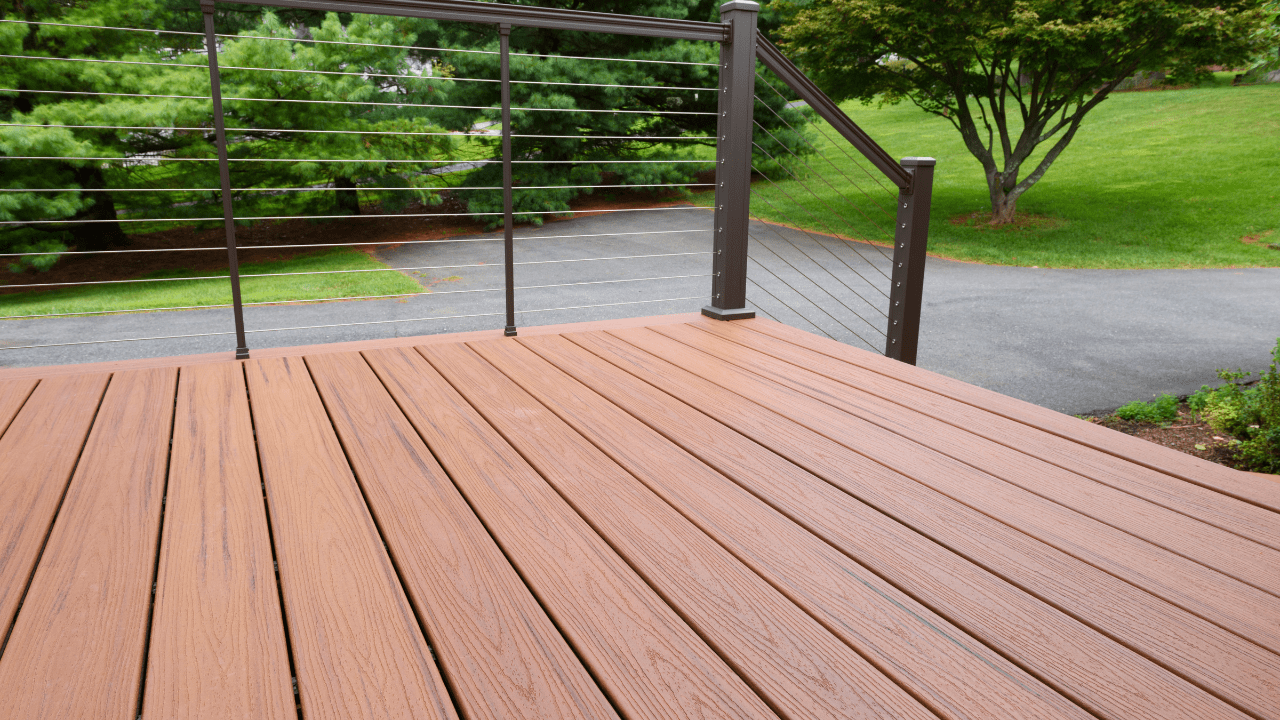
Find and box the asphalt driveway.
[2,206,1277,415]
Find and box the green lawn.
[715,77,1280,268]
[0,248,423,318]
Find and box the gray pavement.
[3,206,1278,415]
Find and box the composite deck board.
[0,368,177,720]
[654,323,1280,596]
[609,327,1280,653]
[559,330,1280,720]
[364,345,781,720]
[0,378,36,439]
[690,320,1280,553]
[477,337,1096,720]
[305,351,619,720]
[736,318,1280,513]
[0,372,109,649]
[2,315,1276,718]
[143,363,296,720]
[442,340,941,720]
[244,356,458,720]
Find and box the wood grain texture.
[0,368,177,720]
[363,345,781,720]
[305,350,619,720]
[653,323,1280,597]
[477,337,1093,720]
[690,320,1280,553]
[729,317,1280,514]
[611,326,1280,654]
[450,339,942,720]
[142,363,295,720]
[560,330,1280,720]
[0,372,109,648]
[0,378,37,439]
[244,356,458,720]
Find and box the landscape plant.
[776,0,1271,224]
[1187,340,1280,473]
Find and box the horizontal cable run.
[0,205,710,226]
[0,55,716,92]
[0,17,204,36]
[518,295,702,314]
[0,88,715,115]
[513,228,708,240]
[0,259,709,288]
[0,123,716,141]
[0,228,710,257]
[0,182,713,193]
[0,157,713,166]
[1,290,706,322]
[0,19,720,66]
[0,53,204,69]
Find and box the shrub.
[1115,394,1179,424]
[1193,339,1280,473]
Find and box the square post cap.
[720,1,760,13]
[901,157,936,167]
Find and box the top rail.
[754,35,912,191]
[214,0,730,43]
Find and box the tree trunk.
[334,176,360,215]
[990,196,1018,224]
[986,167,1020,225]
[68,166,130,251]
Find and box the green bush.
[1192,339,1280,473]
[1115,394,1179,424]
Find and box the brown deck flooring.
[0,314,1277,720]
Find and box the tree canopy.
[777,0,1270,223]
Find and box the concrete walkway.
[3,207,1278,414]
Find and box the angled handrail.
[754,35,913,192]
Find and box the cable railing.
[1,0,932,367]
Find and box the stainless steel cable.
[752,117,893,238]
[518,296,702,314]
[748,233,877,348]
[0,18,203,36]
[0,157,713,166]
[0,88,715,115]
[0,228,711,257]
[745,272,820,335]
[0,123,716,141]
[1,56,717,93]
[750,160,891,288]
[738,283,780,324]
[749,219,887,334]
[754,71,899,201]
[749,192,890,317]
[1,287,706,321]
[0,54,204,69]
[753,104,897,222]
[2,267,709,291]
[748,241,851,341]
[0,19,720,66]
[749,137,897,269]
[512,228,707,241]
[516,274,709,292]
[0,204,710,226]
[1,182,713,194]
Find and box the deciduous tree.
[778,0,1269,223]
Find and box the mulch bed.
[2,179,705,294]
[1085,407,1244,468]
